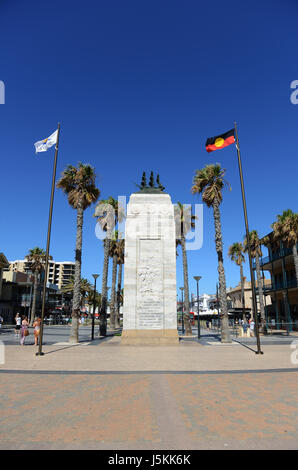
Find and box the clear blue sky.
[1,0,297,297]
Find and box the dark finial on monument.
[140,171,147,189]
[156,174,165,192]
[135,171,166,193]
[149,171,155,188]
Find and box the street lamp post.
[194,276,202,339]
[91,274,99,340]
[179,287,184,335]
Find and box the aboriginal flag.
[205,128,235,153]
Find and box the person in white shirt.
[15,313,22,338]
[249,319,255,337]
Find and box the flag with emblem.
[34,129,58,153]
[205,128,235,153]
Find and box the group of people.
[204,318,255,336]
[14,313,41,346]
[239,318,255,337]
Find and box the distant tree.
[244,230,266,333]
[175,202,196,336]
[228,242,246,321]
[86,290,102,315]
[115,238,125,328]
[61,276,93,308]
[26,247,48,325]
[108,232,119,330]
[94,197,125,336]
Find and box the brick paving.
[0,337,297,450]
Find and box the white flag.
[34,129,58,153]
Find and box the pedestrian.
[33,317,41,346]
[0,314,3,329]
[15,313,22,338]
[206,320,210,330]
[20,316,29,345]
[242,321,248,337]
[249,319,255,337]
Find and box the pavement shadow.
[43,334,117,354]
[232,339,259,354]
[43,343,85,355]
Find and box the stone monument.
[121,172,178,344]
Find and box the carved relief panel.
[136,238,164,329]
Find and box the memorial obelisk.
[121,172,178,344]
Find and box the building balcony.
[252,243,298,269]
[263,278,298,292]
[252,255,270,268]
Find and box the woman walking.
[20,316,29,346]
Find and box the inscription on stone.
[137,300,163,328]
[138,313,163,329]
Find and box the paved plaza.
[0,326,297,450]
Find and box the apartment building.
[7,259,75,289]
[47,261,75,289]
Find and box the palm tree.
[272,210,298,284]
[94,197,125,336]
[175,202,196,336]
[115,238,125,329]
[25,247,47,325]
[228,242,246,321]
[57,163,100,343]
[192,163,231,343]
[243,230,266,333]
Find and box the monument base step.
[121,329,179,345]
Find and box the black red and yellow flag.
[205,128,235,153]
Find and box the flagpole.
[234,121,263,355]
[36,123,61,356]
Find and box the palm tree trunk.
[115,262,122,328]
[109,255,117,330]
[69,204,83,343]
[240,263,246,322]
[99,236,110,336]
[180,235,192,335]
[212,201,231,343]
[292,243,298,285]
[30,271,39,325]
[255,253,267,333]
